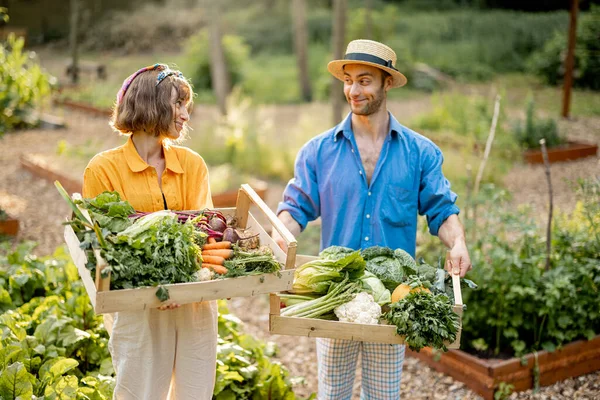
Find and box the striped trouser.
[316,338,405,400]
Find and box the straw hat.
[328,39,407,88]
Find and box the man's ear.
[384,75,394,91]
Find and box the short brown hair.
[111,68,193,137]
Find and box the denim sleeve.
[418,144,460,236]
[276,141,321,231]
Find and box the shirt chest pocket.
[380,187,418,227]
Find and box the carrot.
[202,249,234,259]
[201,255,225,265]
[207,237,217,244]
[202,263,228,275]
[202,241,232,250]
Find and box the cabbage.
[362,246,417,291]
[359,271,391,306]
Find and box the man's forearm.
[272,211,302,250]
[278,211,302,237]
[438,214,466,249]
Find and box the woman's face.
[166,86,190,139]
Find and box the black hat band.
[344,53,398,71]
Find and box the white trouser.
[105,301,218,400]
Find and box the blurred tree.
[69,0,80,84]
[383,0,600,11]
[292,0,312,101]
[207,1,230,115]
[365,0,373,38]
[331,0,346,125]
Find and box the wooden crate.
[269,255,463,347]
[64,184,297,314]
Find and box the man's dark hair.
[380,69,392,88]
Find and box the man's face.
[342,64,390,116]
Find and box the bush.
[460,182,600,357]
[0,34,54,135]
[527,6,600,90]
[512,96,566,149]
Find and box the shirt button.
[368,192,372,196]
[359,171,363,175]
[351,149,355,153]
[365,236,369,241]
[366,214,371,219]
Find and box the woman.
[82,64,217,400]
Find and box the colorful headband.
[116,63,185,105]
[156,69,184,86]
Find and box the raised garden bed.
[523,141,598,164]
[407,335,600,400]
[53,98,112,117]
[20,154,82,195]
[20,153,268,206]
[0,217,19,236]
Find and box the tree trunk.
[208,1,230,115]
[69,0,80,84]
[331,0,346,125]
[365,0,373,39]
[292,0,312,102]
[562,0,578,119]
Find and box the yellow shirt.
[82,136,212,212]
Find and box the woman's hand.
[158,303,181,311]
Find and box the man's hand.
[438,214,472,277]
[272,211,301,251]
[446,239,471,278]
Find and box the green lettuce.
[292,250,365,294]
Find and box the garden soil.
[1,105,598,400]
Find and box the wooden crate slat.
[95,269,294,314]
[64,225,97,308]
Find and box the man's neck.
[131,132,164,163]
[351,107,390,142]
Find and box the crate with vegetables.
[270,246,476,352]
[58,182,298,314]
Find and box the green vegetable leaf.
[0,362,35,400]
[156,286,170,302]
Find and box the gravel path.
[1,106,598,399]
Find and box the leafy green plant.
[0,34,55,135]
[0,242,114,398]
[494,381,514,400]
[1,241,303,399]
[460,182,600,358]
[512,96,566,149]
[527,6,600,90]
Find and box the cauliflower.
[334,292,381,324]
[196,268,215,282]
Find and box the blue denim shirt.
[277,112,459,257]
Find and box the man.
[273,39,471,399]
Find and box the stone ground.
[0,104,598,399]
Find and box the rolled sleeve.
[276,141,320,231]
[418,144,460,236]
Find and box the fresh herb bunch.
[384,291,460,352]
[221,245,282,278]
